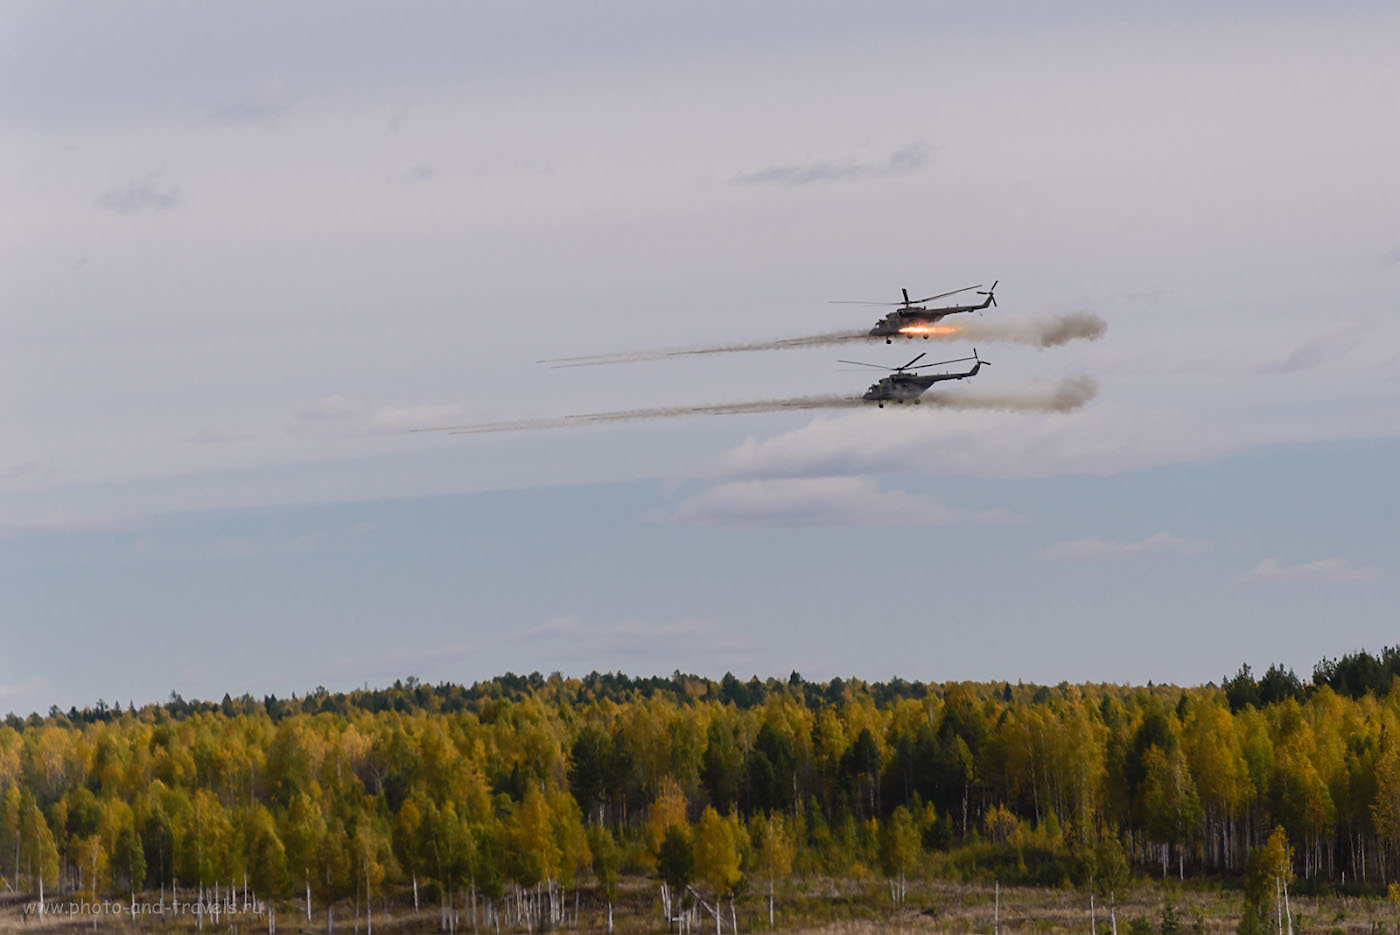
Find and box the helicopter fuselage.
[867,296,991,339]
[862,362,982,406]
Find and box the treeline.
[4,658,1400,930]
[20,672,937,729]
[21,647,1400,732]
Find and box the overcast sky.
[4,1,1399,715]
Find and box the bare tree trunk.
[1091,890,1096,935]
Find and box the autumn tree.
[692,806,744,934]
[657,824,693,932]
[1093,835,1131,935]
[588,825,621,933]
[753,812,794,928]
[1244,827,1294,935]
[878,806,919,906]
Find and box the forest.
[3,649,1400,932]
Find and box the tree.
[313,823,352,934]
[1093,836,1130,935]
[753,813,794,928]
[647,777,689,864]
[569,726,615,825]
[588,825,621,933]
[700,720,744,814]
[352,819,392,935]
[280,792,326,923]
[658,824,693,932]
[692,807,744,934]
[113,823,147,900]
[1137,745,1202,878]
[747,723,796,814]
[74,833,110,899]
[840,728,881,818]
[246,805,289,899]
[392,795,425,911]
[1244,827,1293,935]
[878,806,919,906]
[1160,900,1182,935]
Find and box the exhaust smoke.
[415,377,1098,435]
[539,313,1106,368]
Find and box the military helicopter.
[838,349,989,407]
[831,282,999,343]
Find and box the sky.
[3,1,1399,716]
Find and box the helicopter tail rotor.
[976,280,999,311]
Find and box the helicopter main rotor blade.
[907,355,978,369]
[898,352,928,370]
[836,359,895,370]
[829,300,906,306]
[911,285,982,304]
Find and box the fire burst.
[897,323,958,336]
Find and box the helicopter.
[838,349,989,407]
[832,282,999,343]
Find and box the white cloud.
[672,475,1025,528]
[1243,557,1379,583]
[1041,530,1210,562]
[701,401,1153,483]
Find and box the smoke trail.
[538,313,1105,368]
[413,377,1097,435]
[954,313,1107,348]
[541,331,868,368]
[919,375,1100,413]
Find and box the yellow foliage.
[645,776,689,862]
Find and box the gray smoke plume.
[539,313,1105,368]
[954,313,1107,348]
[414,377,1097,435]
[919,375,1100,413]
